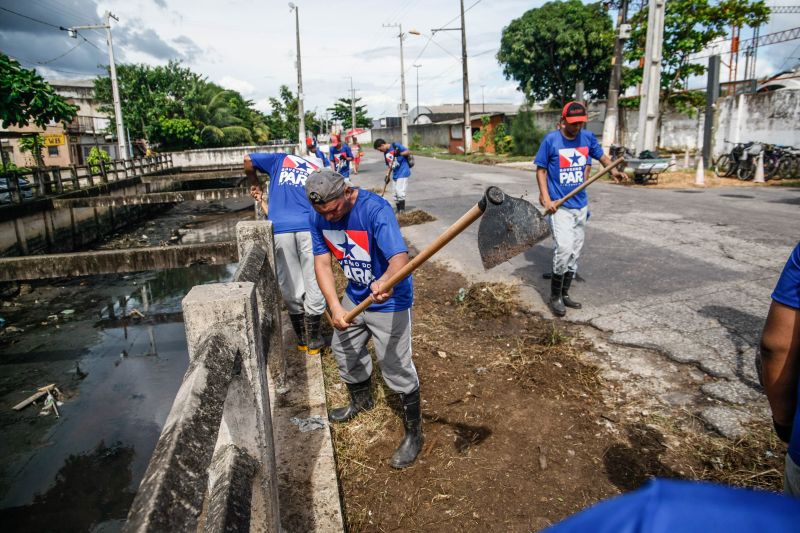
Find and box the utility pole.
[459,0,471,153]
[635,0,665,155]
[431,0,471,153]
[702,55,721,164]
[601,0,630,152]
[289,3,306,155]
[349,78,355,131]
[413,64,422,122]
[384,24,418,146]
[65,11,127,160]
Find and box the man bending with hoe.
[306,169,423,468]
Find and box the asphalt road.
[351,152,800,437]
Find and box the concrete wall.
[371,124,452,147]
[169,144,296,168]
[713,89,800,156]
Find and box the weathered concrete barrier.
[141,169,245,183]
[169,144,295,169]
[124,221,285,532]
[51,187,249,208]
[0,242,237,281]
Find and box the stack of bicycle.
[714,141,800,181]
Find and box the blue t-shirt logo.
[559,147,588,185]
[323,229,374,286]
[279,155,318,186]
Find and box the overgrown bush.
[410,133,422,150]
[493,122,513,154]
[509,109,546,156]
[87,146,111,174]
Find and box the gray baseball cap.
[306,168,347,204]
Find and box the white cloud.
[218,76,256,95]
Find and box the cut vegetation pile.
[397,209,436,227]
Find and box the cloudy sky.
[1,0,799,120]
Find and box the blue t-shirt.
[249,152,321,234]
[544,478,800,533]
[384,142,411,179]
[773,243,800,463]
[310,189,412,312]
[314,147,330,168]
[534,129,604,209]
[329,144,353,177]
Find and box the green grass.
[413,145,532,165]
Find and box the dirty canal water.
[0,201,253,532]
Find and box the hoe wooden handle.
[343,202,486,323]
[552,156,625,210]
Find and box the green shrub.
[410,133,422,150]
[87,146,111,174]
[509,109,546,156]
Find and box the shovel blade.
[478,194,550,269]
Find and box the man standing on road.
[244,152,327,355]
[311,142,330,167]
[759,242,800,496]
[535,101,623,317]
[374,138,412,213]
[306,169,423,469]
[329,135,354,181]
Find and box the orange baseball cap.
[562,101,588,123]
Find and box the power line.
[0,5,62,28]
[437,0,484,30]
[690,26,800,60]
[39,38,84,64]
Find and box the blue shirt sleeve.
[587,131,604,161]
[772,243,800,309]
[309,213,329,256]
[534,134,551,168]
[344,145,353,158]
[371,201,408,260]
[249,153,285,176]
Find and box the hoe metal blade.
[477,193,550,270]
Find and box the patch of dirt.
[612,171,792,189]
[322,260,784,532]
[397,209,436,227]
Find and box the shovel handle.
[552,156,625,211]
[343,202,487,323]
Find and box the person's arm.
[343,146,354,161]
[536,167,557,214]
[598,153,625,181]
[249,185,268,217]
[760,300,800,441]
[370,252,410,302]
[244,155,258,187]
[314,253,350,330]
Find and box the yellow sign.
[43,134,65,147]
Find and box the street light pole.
[384,23,418,146]
[601,0,629,152]
[636,0,665,154]
[413,64,422,122]
[65,12,127,160]
[289,3,306,155]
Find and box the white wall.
[169,144,296,168]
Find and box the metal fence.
[0,154,174,205]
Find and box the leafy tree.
[0,54,78,128]
[497,0,614,105]
[264,85,318,141]
[94,61,270,150]
[18,134,45,167]
[326,96,371,129]
[624,0,770,117]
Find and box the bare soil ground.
[321,259,785,532]
[612,170,799,189]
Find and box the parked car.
[0,176,34,204]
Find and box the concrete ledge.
[51,187,248,208]
[0,241,237,281]
[141,169,245,183]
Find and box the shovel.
[342,187,506,323]
[477,156,624,269]
[381,165,394,197]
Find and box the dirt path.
[322,260,784,532]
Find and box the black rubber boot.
[391,388,423,469]
[562,271,582,309]
[305,313,324,355]
[549,273,567,317]
[288,313,307,352]
[398,200,406,212]
[329,377,374,423]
